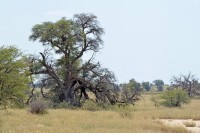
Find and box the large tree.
[142,82,151,91]
[29,13,140,106]
[171,72,200,97]
[0,46,29,109]
[153,79,164,91]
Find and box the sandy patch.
[160,119,200,133]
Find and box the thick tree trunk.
[63,81,78,105]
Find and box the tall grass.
[1,93,198,133]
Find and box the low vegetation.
[1,12,200,133]
[28,100,48,115]
[1,94,199,133]
[161,89,190,107]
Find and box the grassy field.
[0,93,199,133]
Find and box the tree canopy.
[142,82,151,91]
[0,46,29,109]
[153,79,164,91]
[29,13,141,106]
[171,72,200,97]
[121,79,142,104]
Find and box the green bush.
[28,100,48,115]
[0,46,29,109]
[161,89,190,107]
[57,102,72,109]
[96,101,113,110]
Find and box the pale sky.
[1,0,200,84]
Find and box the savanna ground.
[0,93,200,133]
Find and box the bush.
[82,100,102,111]
[96,101,113,110]
[29,100,48,115]
[161,89,190,107]
[56,102,78,109]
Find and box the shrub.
[57,102,78,109]
[161,89,190,107]
[96,101,112,110]
[29,100,48,115]
[82,100,102,111]
[57,102,72,109]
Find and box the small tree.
[121,79,142,104]
[161,89,190,107]
[0,46,29,109]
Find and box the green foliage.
[128,79,141,91]
[153,80,164,86]
[29,100,48,115]
[0,46,29,109]
[161,89,190,107]
[142,82,151,91]
[153,79,164,91]
[29,14,121,106]
[121,79,141,104]
[96,101,112,110]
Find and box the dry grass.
[1,93,199,133]
[137,93,200,120]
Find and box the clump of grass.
[183,121,196,127]
[28,100,48,115]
